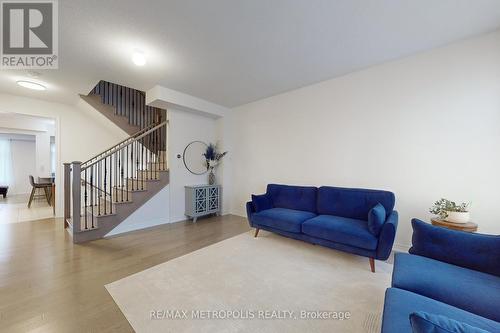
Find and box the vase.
[208,170,216,185]
[445,211,470,224]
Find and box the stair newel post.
[63,162,71,228]
[71,161,82,234]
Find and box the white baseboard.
[170,215,188,223]
[169,213,234,224]
[230,210,246,218]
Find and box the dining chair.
[28,175,52,208]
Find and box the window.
[0,139,13,186]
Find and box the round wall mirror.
[183,141,208,175]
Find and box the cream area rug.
[106,230,392,333]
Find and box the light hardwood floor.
[0,193,54,224]
[0,215,250,332]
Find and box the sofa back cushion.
[317,186,395,220]
[266,184,317,213]
[409,219,500,277]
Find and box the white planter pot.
[445,211,470,224]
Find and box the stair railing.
[81,121,158,169]
[90,80,164,129]
[64,121,168,236]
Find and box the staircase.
[64,81,168,243]
[82,80,165,134]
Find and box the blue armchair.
[246,184,398,272]
[381,219,500,333]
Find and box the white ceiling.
[1,0,500,107]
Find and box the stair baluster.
[89,80,164,131]
[64,121,167,243]
[67,81,169,242]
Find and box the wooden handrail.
[81,121,167,171]
[81,121,159,167]
[65,80,168,239]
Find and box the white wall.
[215,117,232,215]
[106,186,170,236]
[228,31,500,248]
[106,107,223,236]
[0,93,128,216]
[168,108,219,222]
[35,133,51,178]
[108,99,225,237]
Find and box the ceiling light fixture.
[16,80,46,91]
[132,50,146,66]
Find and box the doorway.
[0,113,56,224]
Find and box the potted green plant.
[429,198,470,224]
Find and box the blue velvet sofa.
[382,219,500,333]
[246,184,398,272]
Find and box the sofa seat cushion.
[252,208,316,233]
[302,215,378,250]
[393,253,500,322]
[382,288,500,333]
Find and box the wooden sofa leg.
[369,258,375,273]
[254,228,260,238]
